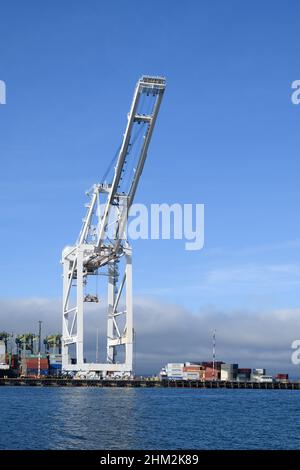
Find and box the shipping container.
[236,374,251,382]
[220,370,231,381]
[28,354,47,358]
[252,374,273,383]
[24,360,48,366]
[183,365,204,372]
[275,374,289,383]
[202,361,224,370]
[49,354,62,360]
[26,368,49,376]
[204,367,220,380]
[276,373,288,379]
[166,363,184,378]
[183,372,200,380]
[49,367,62,376]
[220,364,238,381]
[49,364,61,370]
[221,363,238,370]
[49,360,62,366]
[25,362,48,365]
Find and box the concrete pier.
[0,378,299,389]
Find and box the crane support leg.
[107,261,116,364]
[76,247,84,367]
[106,246,133,377]
[62,254,69,367]
[125,247,133,370]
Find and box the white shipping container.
[253,368,265,375]
[256,375,273,383]
[183,372,200,380]
[166,365,183,372]
[221,370,231,381]
[166,363,184,369]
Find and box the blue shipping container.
[49,364,62,369]
[49,368,61,376]
[26,368,49,376]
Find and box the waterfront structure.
[183,364,205,381]
[159,361,290,384]
[0,340,9,371]
[236,368,252,382]
[61,76,166,378]
[221,363,238,381]
[15,334,37,357]
[44,335,62,354]
[165,363,184,380]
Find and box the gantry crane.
[44,334,62,355]
[62,76,166,377]
[0,332,12,350]
[15,333,37,358]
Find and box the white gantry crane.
[62,76,166,378]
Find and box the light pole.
[38,321,43,377]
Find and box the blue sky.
[1,0,300,318]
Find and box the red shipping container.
[25,359,48,365]
[276,374,288,380]
[202,361,224,370]
[183,366,204,372]
[204,367,220,380]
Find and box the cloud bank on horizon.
[0,297,299,377]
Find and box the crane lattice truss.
[62,76,165,377]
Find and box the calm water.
[0,387,299,449]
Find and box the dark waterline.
[1,387,299,450]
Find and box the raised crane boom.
[62,76,166,377]
[97,76,165,248]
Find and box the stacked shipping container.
[21,355,49,377]
[275,373,289,383]
[220,363,238,381]
[183,364,205,381]
[49,354,62,376]
[237,368,251,381]
[165,363,184,380]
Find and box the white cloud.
[206,263,300,286]
[0,297,299,377]
[204,239,300,258]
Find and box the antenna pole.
[96,328,99,363]
[212,329,216,380]
[38,321,43,354]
